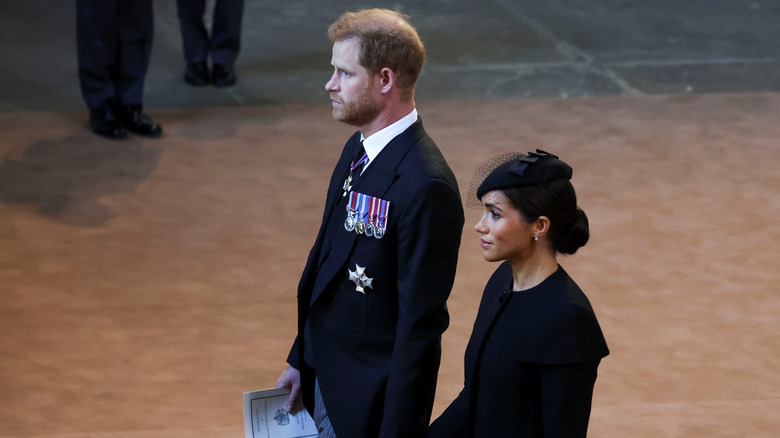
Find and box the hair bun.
[558,207,589,254]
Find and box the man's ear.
[378,67,395,94]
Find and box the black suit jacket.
[429,262,609,437]
[288,119,464,438]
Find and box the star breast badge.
[348,264,373,294]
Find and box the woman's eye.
[491,211,500,219]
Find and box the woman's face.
[475,190,537,263]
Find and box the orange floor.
[1,93,779,437]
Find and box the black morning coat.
[287,119,465,438]
[429,262,609,438]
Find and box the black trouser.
[176,0,243,66]
[76,0,154,110]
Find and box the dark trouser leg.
[76,0,119,110]
[210,0,244,66]
[114,0,154,107]
[176,0,209,64]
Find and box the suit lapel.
[299,133,361,297]
[323,133,363,225]
[352,118,425,197]
[309,119,426,305]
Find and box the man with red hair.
[275,8,464,438]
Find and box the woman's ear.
[533,216,551,239]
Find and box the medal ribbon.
[377,198,389,231]
[346,192,391,236]
[368,196,378,227]
[357,193,370,221]
[349,191,358,210]
[350,154,368,172]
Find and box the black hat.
[476,149,572,200]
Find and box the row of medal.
[344,191,390,239]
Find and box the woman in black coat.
[429,150,609,437]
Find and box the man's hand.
[275,365,302,413]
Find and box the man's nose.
[325,74,338,91]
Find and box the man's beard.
[332,83,382,127]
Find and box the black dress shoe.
[116,104,163,137]
[89,101,128,139]
[212,63,236,87]
[184,61,210,86]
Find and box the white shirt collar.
[360,108,418,169]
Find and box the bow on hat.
[476,149,573,199]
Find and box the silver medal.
[344,210,357,232]
[348,264,373,294]
[342,172,354,197]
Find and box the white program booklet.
[243,387,318,438]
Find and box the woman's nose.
[474,217,486,234]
